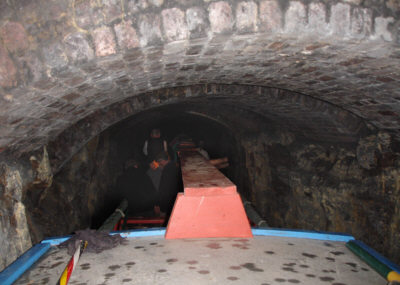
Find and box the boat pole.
[242,198,268,228]
[346,240,400,282]
[58,240,87,285]
[98,198,128,231]
[58,198,128,284]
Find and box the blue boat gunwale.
[41,227,355,245]
[252,228,354,242]
[0,243,51,285]
[350,239,400,273]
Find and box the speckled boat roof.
[15,233,386,285]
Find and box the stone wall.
[243,130,400,264]
[24,132,119,245]
[0,131,119,272]
[0,163,32,271]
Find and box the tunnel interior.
[19,88,400,268]
[92,103,243,226]
[1,0,400,273]
[3,85,400,269]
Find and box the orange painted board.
[165,193,253,239]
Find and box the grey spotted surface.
[15,236,386,284]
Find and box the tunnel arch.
[0,0,399,158]
[41,84,374,173]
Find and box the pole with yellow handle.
[58,198,127,284]
[346,240,400,282]
[58,240,88,285]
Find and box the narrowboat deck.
[15,232,386,285]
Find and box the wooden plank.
[180,151,236,196]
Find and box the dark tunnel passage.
[93,106,244,227]
[29,100,252,234]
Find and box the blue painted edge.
[40,228,168,246]
[0,243,51,285]
[350,240,400,273]
[41,235,71,246]
[41,227,354,245]
[252,228,355,242]
[111,227,166,238]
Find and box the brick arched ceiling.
[1,0,399,167]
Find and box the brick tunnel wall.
[1,0,400,272]
[0,0,399,154]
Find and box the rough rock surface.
[243,131,400,264]
[24,135,118,244]
[0,164,32,270]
